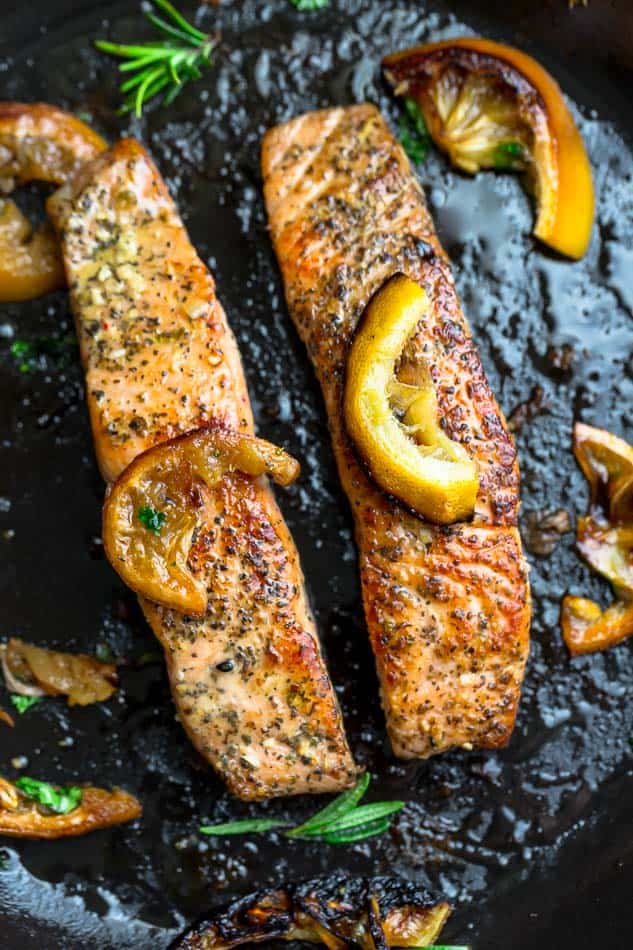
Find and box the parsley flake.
[9,334,77,374]
[493,141,526,170]
[137,506,166,534]
[398,98,431,165]
[10,695,42,715]
[15,777,82,815]
[95,642,115,663]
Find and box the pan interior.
[0,1,632,948]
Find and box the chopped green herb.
[10,694,42,715]
[75,110,93,123]
[398,98,432,165]
[15,777,82,815]
[137,506,166,534]
[0,849,9,871]
[404,97,428,137]
[199,773,404,845]
[493,141,526,170]
[95,0,220,117]
[10,340,32,373]
[136,650,163,666]
[289,0,329,9]
[95,642,115,663]
[9,334,77,374]
[200,818,290,835]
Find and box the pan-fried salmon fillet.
[262,105,530,758]
[48,138,357,799]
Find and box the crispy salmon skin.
[48,138,357,799]
[262,105,531,758]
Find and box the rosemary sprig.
[95,0,219,117]
[199,773,404,845]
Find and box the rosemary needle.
[199,818,290,836]
[95,0,219,117]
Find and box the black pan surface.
[1,1,632,947]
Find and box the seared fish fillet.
[262,105,530,758]
[48,138,357,799]
[171,873,451,949]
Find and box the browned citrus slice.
[561,595,633,656]
[344,274,479,524]
[576,519,633,597]
[573,422,633,524]
[102,424,300,616]
[0,638,118,707]
[383,38,594,259]
[0,776,141,839]
[0,199,65,302]
[0,102,106,301]
[562,422,633,655]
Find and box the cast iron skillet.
[1,1,632,947]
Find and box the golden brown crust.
[262,104,531,758]
[49,138,357,799]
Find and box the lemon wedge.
[383,38,594,259]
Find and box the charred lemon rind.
[344,274,479,525]
[383,38,594,260]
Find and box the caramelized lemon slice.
[344,274,479,524]
[0,199,64,302]
[572,423,633,597]
[0,102,106,301]
[562,423,633,655]
[561,595,633,656]
[576,520,633,596]
[103,425,300,616]
[383,38,594,259]
[573,422,633,525]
